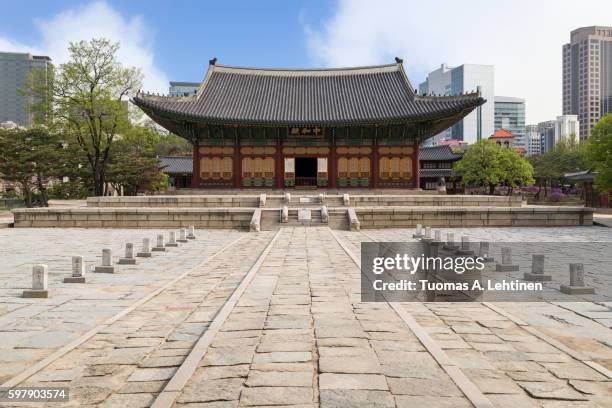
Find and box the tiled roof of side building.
[419,145,464,161]
[419,168,453,178]
[159,156,193,174]
[133,59,485,126]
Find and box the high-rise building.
[169,81,199,97]
[419,63,494,144]
[494,96,526,150]
[554,115,580,143]
[0,52,52,126]
[538,120,556,154]
[562,26,612,139]
[525,124,542,157]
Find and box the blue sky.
[1,0,611,123]
[0,0,337,82]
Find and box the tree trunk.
[488,184,495,195]
[36,171,49,207]
[22,183,32,208]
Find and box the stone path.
[0,226,610,407]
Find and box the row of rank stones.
[21,226,197,299]
[413,224,595,295]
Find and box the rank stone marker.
[166,231,179,247]
[177,228,188,243]
[422,226,433,243]
[412,224,423,239]
[560,263,595,295]
[496,247,519,272]
[23,264,51,298]
[524,254,552,282]
[187,226,196,240]
[434,230,442,243]
[443,232,458,250]
[284,192,291,204]
[95,248,116,273]
[152,234,166,252]
[137,238,152,257]
[456,235,474,256]
[478,242,494,262]
[118,243,137,265]
[64,256,86,283]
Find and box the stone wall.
[355,207,593,228]
[87,196,260,208]
[87,194,521,208]
[349,195,522,207]
[13,208,254,229]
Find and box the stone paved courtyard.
[0,226,611,407]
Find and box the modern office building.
[419,63,494,145]
[562,26,612,139]
[494,96,526,150]
[525,125,542,157]
[0,52,52,126]
[169,81,200,97]
[554,115,580,143]
[538,120,557,154]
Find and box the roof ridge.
[212,62,400,73]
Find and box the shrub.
[548,191,566,202]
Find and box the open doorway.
[295,157,317,187]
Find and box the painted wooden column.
[191,140,200,188]
[233,127,241,188]
[372,129,378,188]
[329,129,337,189]
[275,128,283,189]
[413,141,420,189]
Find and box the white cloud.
[1,1,167,92]
[306,0,612,124]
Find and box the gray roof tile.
[134,62,485,126]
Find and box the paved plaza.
[0,226,611,407]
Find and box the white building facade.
[419,63,494,145]
[554,115,580,143]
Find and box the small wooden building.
[134,59,484,189]
[419,145,465,193]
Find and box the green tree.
[106,126,166,195]
[453,139,533,194]
[583,113,612,191]
[27,38,142,196]
[453,140,504,194]
[499,148,534,194]
[529,135,584,197]
[0,127,66,207]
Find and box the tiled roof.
[159,156,193,174]
[134,61,485,126]
[491,128,513,138]
[419,145,464,161]
[419,168,453,178]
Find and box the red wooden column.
[233,127,241,189]
[191,141,200,188]
[413,142,420,189]
[329,129,337,189]
[371,138,378,189]
[275,129,283,189]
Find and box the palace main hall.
[133,58,484,189]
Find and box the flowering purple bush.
[524,185,540,194]
[548,191,566,202]
[569,186,583,196]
